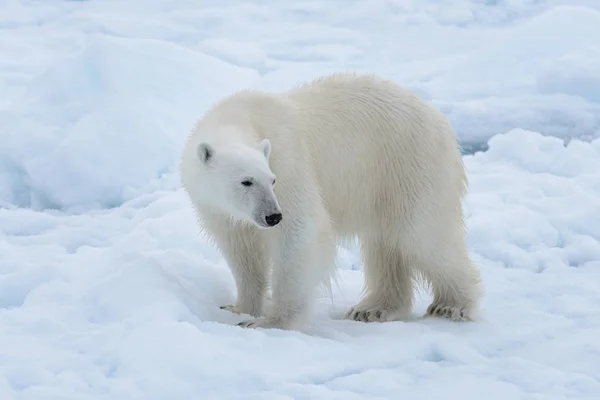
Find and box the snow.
[1,1,599,399]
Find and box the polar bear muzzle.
[253,187,282,228]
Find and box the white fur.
[180,73,482,330]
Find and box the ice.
[0,35,260,210]
[537,45,600,103]
[423,5,600,144]
[1,1,600,399]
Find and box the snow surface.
[1,1,599,399]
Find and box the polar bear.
[180,73,482,330]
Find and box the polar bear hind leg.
[418,232,482,322]
[346,218,481,323]
[345,235,415,322]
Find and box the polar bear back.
[281,73,467,236]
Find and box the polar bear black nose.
[265,213,282,227]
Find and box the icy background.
[1,1,599,399]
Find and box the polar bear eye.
[241,180,253,187]
[272,178,276,185]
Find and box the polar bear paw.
[220,303,262,318]
[425,302,474,322]
[345,302,409,323]
[237,317,293,330]
[220,304,242,314]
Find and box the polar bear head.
[183,137,282,229]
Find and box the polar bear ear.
[258,139,271,161]
[197,142,214,164]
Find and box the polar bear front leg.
[238,213,333,330]
[207,218,269,318]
